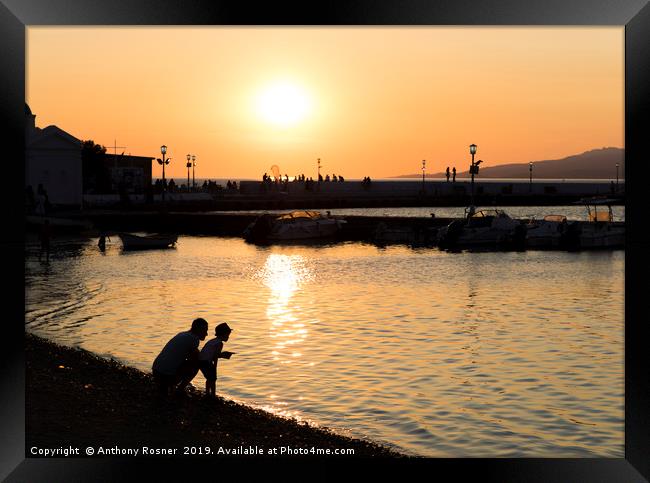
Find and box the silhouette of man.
[452,167,456,182]
[152,318,209,396]
[446,167,450,182]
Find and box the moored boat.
[575,197,624,249]
[244,210,346,242]
[118,233,178,250]
[437,209,526,250]
[525,214,578,249]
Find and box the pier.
[79,179,624,211]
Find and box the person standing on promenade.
[152,318,209,396]
[452,167,456,183]
[198,322,234,398]
[446,167,450,182]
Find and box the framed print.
[2,0,648,480]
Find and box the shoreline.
[25,333,406,458]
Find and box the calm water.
[25,236,624,457]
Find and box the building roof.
[27,124,81,148]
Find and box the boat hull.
[267,219,343,240]
[118,233,178,250]
[578,225,624,248]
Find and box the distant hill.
[393,147,624,179]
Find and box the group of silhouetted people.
[152,318,234,399]
[262,173,346,184]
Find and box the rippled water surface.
[25,236,624,457]
[212,205,625,222]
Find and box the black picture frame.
[2,1,648,480]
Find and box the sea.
[25,210,625,457]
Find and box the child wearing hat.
[198,322,234,398]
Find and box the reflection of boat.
[372,222,438,246]
[437,209,525,249]
[576,197,624,249]
[118,233,178,250]
[244,211,346,242]
[525,214,577,249]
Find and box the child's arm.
[212,341,234,361]
[215,342,235,360]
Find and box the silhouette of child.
[198,322,234,398]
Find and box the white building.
[25,104,82,208]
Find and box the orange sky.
[26,27,623,179]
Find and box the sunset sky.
[27,27,623,179]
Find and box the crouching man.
[152,317,209,396]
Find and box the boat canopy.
[275,210,322,220]
[543,215,567,223]
[588,210,613,222]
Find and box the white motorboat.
[118,232,178,250]
[244,211,346,242]
[525,214,575,249]
[437,209,525,249]
[576,198,624,249]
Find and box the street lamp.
[421,159,426,194]
[186,154,192,192]
[157,145,171,202]
[616,163,619,192]
[317,158,321,182]
[529,161,533,192]
[192,155,196,190]
[469,144,477,215]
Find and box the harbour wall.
[80,180,624,211]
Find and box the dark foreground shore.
[25,333,404,458]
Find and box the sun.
[256,81,311,127]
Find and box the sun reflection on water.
[257,254,313,364]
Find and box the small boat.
[244,210,346,242]
[118,232,178,250]
[575,197,624,249]
[525,214,578,249]
[437,208,526,249]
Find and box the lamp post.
[529,161,533,193]
[421,159,426,194]
[186,154,192,192]
[616,163,619,192]
[157,145,170,202]
[317,158,321,182]
[469,144,477,215]
[192,155,196,190]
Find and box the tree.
[81,140,110,193]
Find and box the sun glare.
[256,82,311,126]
